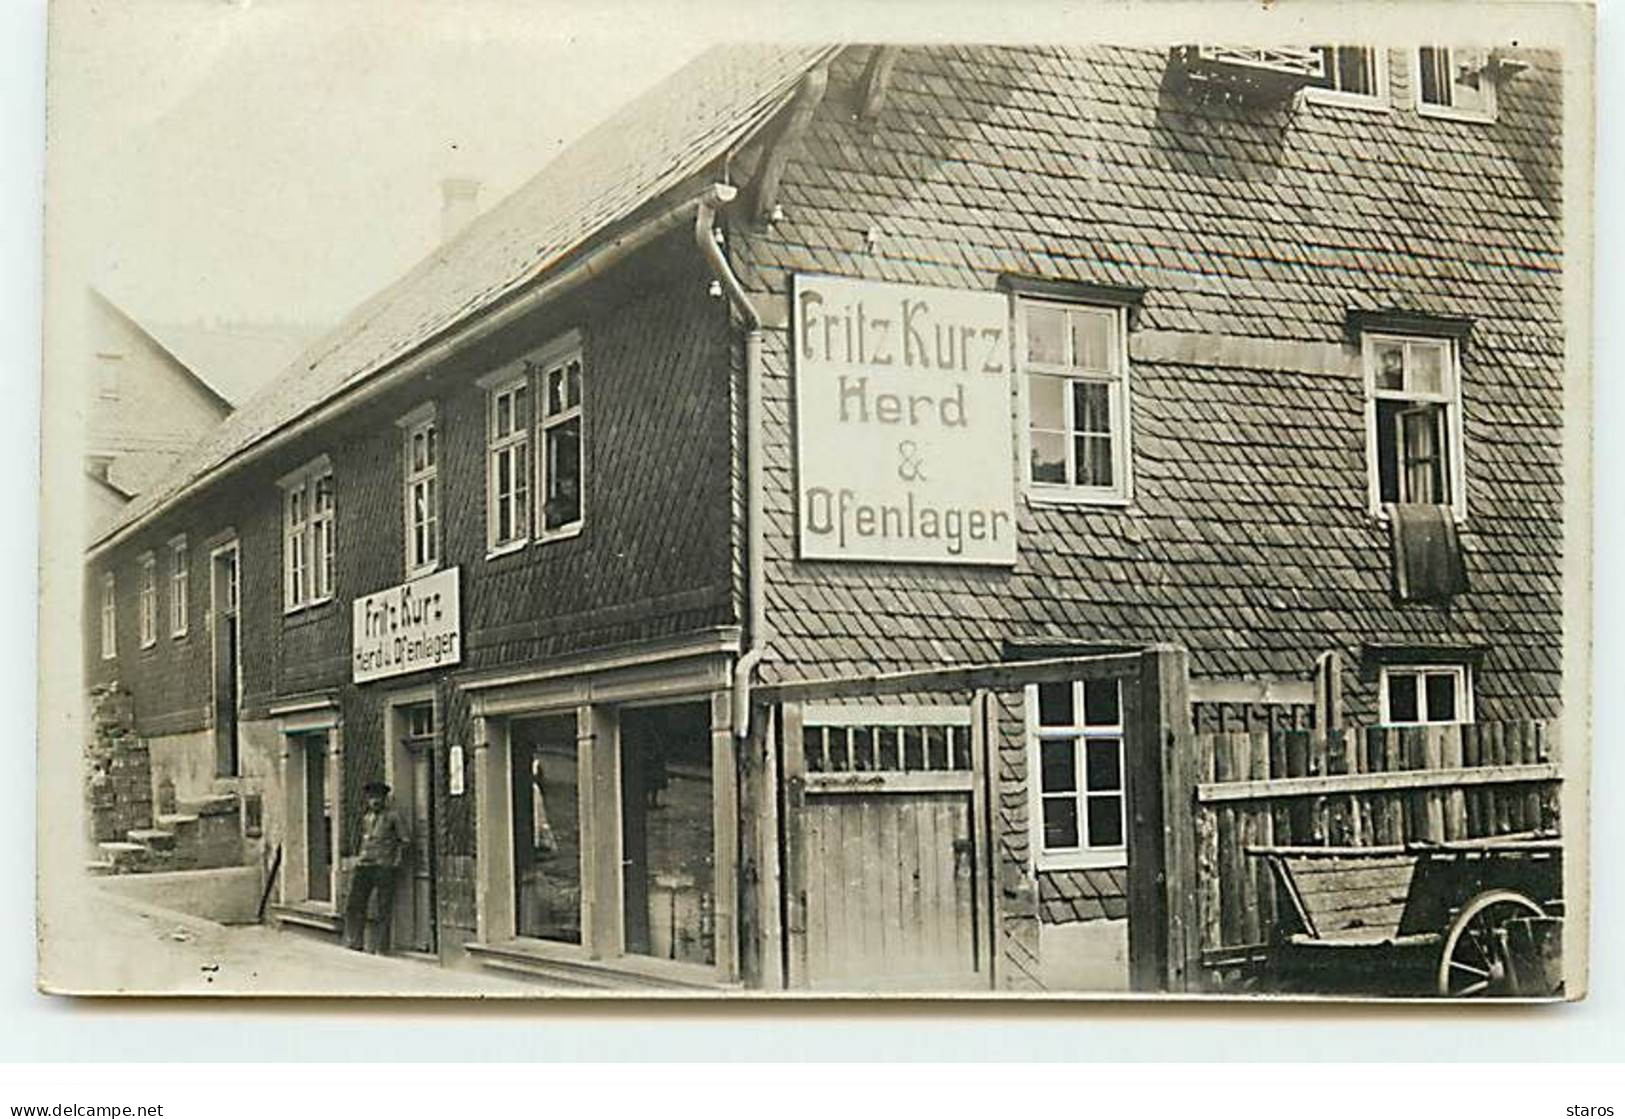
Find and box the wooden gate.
[781,700,993,992]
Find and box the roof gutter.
[87,181,741,561]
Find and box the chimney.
[440,177,481,243]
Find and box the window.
[1363,332,1465,516]
[95,352,123,401]
[537,349,584,538]
[138,553,157,648]
[168,537,188,637]
[100,572,116,659]
[1305,46,1388,107]
[401,410,440,577]
[1028,678,1127,869]
[1021,299,1131,503]
[486,378,530,554]
[512,714,582,946]
[1381,665,1473,726]
[620,702,715,965]
[1416,47,1495,121]
[281,458,335,611]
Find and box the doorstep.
[268,902,343,935]
[465,940,737,993]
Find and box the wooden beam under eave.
[860,46,900,119]
[751,66,829,226]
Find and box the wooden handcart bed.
[1248,835,1564,997]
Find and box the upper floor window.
[537,344,584,538]
[1416,47,1496,121]
[168,536,188,638]
[1028,678,1127,870]
[486,377,531,555]
[1020,299,1132,504]
[400,408,440,578]
[1380,664,1473,726]
[282,458,335,611]
[95,352,123,401]
[138,553,157,648]
[1306,46,1388,108]
[1363,331,1466,517]
[100,573,116,659]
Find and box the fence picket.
[1441,725,1467,840]
[1198,734,1221,955]
[1461,723,1482,837]
[1248,730,1275,939]
[1213,731,1243,947]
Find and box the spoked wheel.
[1437,889,1545,997]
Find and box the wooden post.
[1313,650,1344,732]
[971,691,999,990]
[710,689,740,983]
[738,706,784,990]
[1196,733,1221,967]
[1128,645,1194,994]
[781,702,808,989]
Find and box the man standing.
[344,781,409,954]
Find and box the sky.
[48,0,707,330]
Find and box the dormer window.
[1305,46,1388,109]
[1416,47,1496,122]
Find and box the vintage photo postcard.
[36,0,1594,1000]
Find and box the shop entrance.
[780,702,992,992]
[389,700,438,955]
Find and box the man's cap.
[363,781,391,796]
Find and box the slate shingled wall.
[729,45,1564,946]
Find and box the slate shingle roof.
[90,42,836,552]
[737,45,1564,722]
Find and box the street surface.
[40,878,545,997]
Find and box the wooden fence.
[1193,719,1561,965]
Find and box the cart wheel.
[1437,890,1545,997]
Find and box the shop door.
[782,700,993,992]
[394,703,437,955]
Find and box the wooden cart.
[1249,836,1564,997]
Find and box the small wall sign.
[448,743,466,796]
[351,566,462,683]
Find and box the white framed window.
[1020,299,1132,504]
[168,536,189,638]
[281,457,335,611]
[95,352,123,401]
[1304,46,1389,109]
[137,553,157,648]
[1363,331,1466,518]
[485,376,531,556]
[400,407,440,577]
[1416,47,1496,121]
[1027,678,1127,870]
[536,344,585,540]
[1380,664,1473,726]
[100,572,117,660]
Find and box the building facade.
[84,43,1564,993]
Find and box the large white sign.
[793,273,1017,565]
[352,567,462,683]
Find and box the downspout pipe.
[694,191,766,738]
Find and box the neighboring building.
[84,288,236,533]
[84,44,1565,993]
[84,289,321,539]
